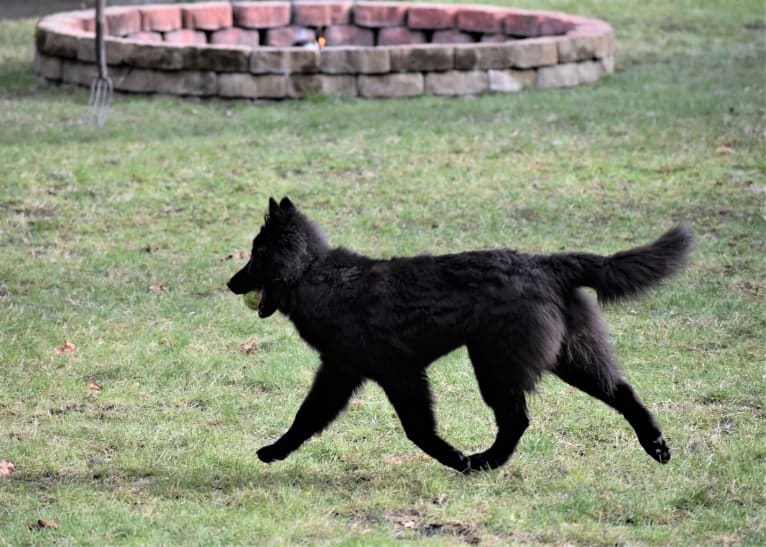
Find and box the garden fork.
[86,0,112,128]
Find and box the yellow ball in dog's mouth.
[243,290,260,311]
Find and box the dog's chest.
[287,268,365,351]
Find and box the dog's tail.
[548,224,693,303]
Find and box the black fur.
[228,197,693,473]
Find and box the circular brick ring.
[34,2,614,99]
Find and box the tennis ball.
[243,291,260,311]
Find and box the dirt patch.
[335,507,481,544]
[387,508,481,544]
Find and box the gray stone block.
[507,37,557,68]
[287,74,357,97]
[388,44,453,72]
[250,48,320,74]
[153,70,217,96]
[425,70,489,96]
[219,73,287,98]
[320,47,390,74]
[34,52,63,81]
[537,62,579,88]
[488,68,535,92]
[358,73,424,97]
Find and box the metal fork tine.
[85,0,113,128]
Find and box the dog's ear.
[268,197,281,217]
[279,196,294,211]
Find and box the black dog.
[228,197,692,473]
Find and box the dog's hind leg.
[380,372,471,473]
[257,362,364,464]
[553,356,671,464]
[465,344,530,471]
[554,290,670,464]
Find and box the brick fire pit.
[34,1,614,99]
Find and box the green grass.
[1,0,765,544]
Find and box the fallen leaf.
[149,284,168,293]
[28,519,59,530]
[0,460,16,476]
[54,341,77,355]
[223,250,248,261]
[432,493,448,506]
[240,337,259,355]
[85,381,102,392]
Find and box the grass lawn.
[1,0,764,544]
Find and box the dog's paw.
[465,453,501,473]
[642,435,671,464]
[257,444,288,463]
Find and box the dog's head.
[227,196,327,318]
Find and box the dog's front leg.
[257,362,364,463]
[381,372,471,474]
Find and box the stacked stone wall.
[34,2,615,99]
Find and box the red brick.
[504,12,541,37]
[81,17,95,33]
[324,25,374,46]
[377,26,426,46]
[354,2,407,28]
[456,7,504,34]
[294,2,353,27]
[128,31,163,43]
[538,15,572,36]
[63,14,87,31]
[211,28,261,47]
[234,2,291,29]
[105,7,142,37]
[182,2,233,31]
[265,26,316,47]
[38,12,88,31]
[407,5,457,30]
[164,30,208,46]
[431,29,474,44]
[139,5,182,32]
